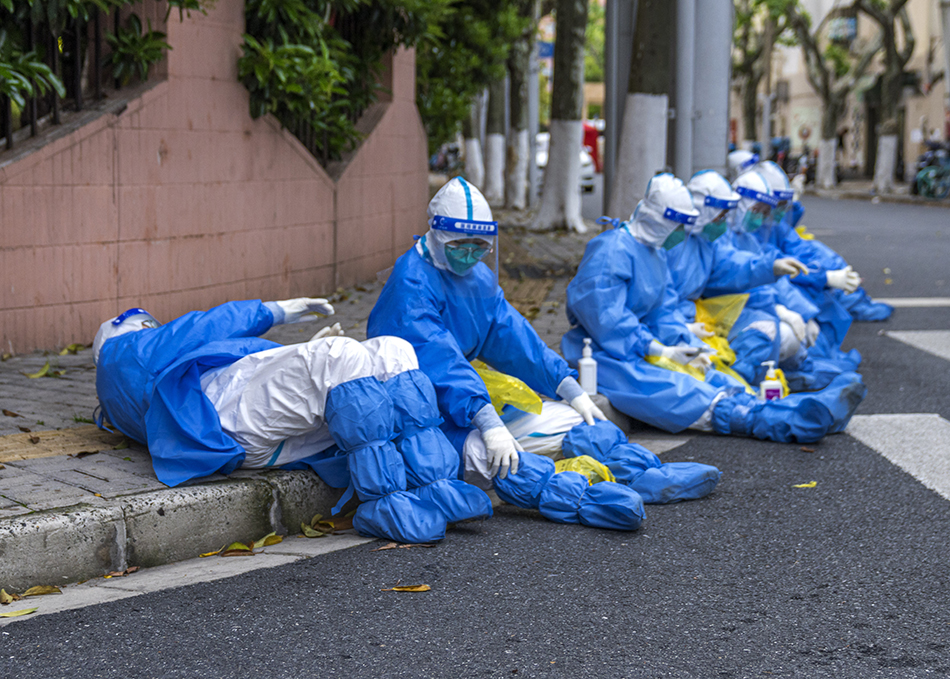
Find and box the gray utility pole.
[691,0,733,176]
[604,0,637,214]
[674,0,695,179]
[942,1,950,119]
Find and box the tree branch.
[896,6,914,66]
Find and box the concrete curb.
[0,469,343,591]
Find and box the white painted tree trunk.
[873,134,898,194]
[483,133,507,206]
[464,137,485,190]
[817,137,838,189]
[608,93,668,220]
[505,128,529,210]
[531,119,586,233]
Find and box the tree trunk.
[817,101,839,189]
[532,0,588,232]
[462,102,485,189]
[506,31,531,209]
[484,78,507,206]
[608,0,673,219]
[873,42,903,193]
[741,74,760,143]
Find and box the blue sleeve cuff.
[473,403,505,433]
[556,376,585,402]
[263,301,285,324]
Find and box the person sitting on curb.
[367,177,719,531]
[93,299,491,544]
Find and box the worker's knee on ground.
[740,319,778,343]
[308,336,376,387]
[361,335,420,380]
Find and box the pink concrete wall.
[0,0,427,354]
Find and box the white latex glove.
[310,322,344,341]
[481,427,523,479]
[275,297,335,323]
[773,258,809,278]
[774,304,806,343]
[826,266,860,293]
[648,340,701,366]
[686,321,714,339]
[805,319,820,348]
[569,392,608,426]
[687,353,713,374]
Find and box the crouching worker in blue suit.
[368,178,718,530]
[562,173,867,444]
[93,298,492,544]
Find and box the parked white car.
[536,132,595,193]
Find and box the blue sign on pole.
[538,41,554,59]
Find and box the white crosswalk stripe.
[847,414,950,502]
[884,330,950,362]
[874,297,950,308]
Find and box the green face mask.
[661,226,686,251]
[742,211,765,233]
[444,241,490,275]
[701,218,729,242]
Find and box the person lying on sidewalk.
[92,300,492,544]
[367,177,720,533]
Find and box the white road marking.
[875,297,950,308]
[0,533,374,625]
[846,414,950,502]
[885,330,950,362]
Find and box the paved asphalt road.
[2,196,949,678]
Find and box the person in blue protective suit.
[665,170,811,386]
[93,299,492,544]
[562,172,867,443]
[368,177,715,525]
[730,169,863,378]
[752,160,893,322]
[727,150,759,182]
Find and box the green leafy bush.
[104,13,171,86]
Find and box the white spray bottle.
[760,360,782,401]
[578,337,598,395]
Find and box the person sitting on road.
[562,172,867,444]
[93,299,492,544]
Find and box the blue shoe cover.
[579,481,645,531]
[352,491,447,543]
[538,472,644,531]
[346,441,406,501]
[325,376,394,450]
[628,463,721,504]
[412,478,493,523]
[561,420,661,485]
[493,451,556,509]
[782,354,848,392]
[839,288,893,322]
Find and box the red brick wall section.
[0,0,427,354]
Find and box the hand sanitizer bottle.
[760,361,782,401]
[579,338,598,395]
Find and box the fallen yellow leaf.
[23,362,51,379]
[59,343,85,356]
[792,481,817,489]
[113,440,129,450]
[220,541,254,557]
[0,589,20,605]
[301,523,326,538]
[0,607,38,618]
[252,532,283,549]
[372,542,399,552]
[23,585,62,597]
[200,545,225,558]
[382,584,431,592]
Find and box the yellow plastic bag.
[794,224,815,240]
[644,354,707,382]
[694,294,749,338]
[555,455,615,484]
[472,360,543,416]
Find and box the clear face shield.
[428,214,501,293]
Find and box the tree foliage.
[416,0,531,153]
[241,0,450,162]
[584,0,604,83]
